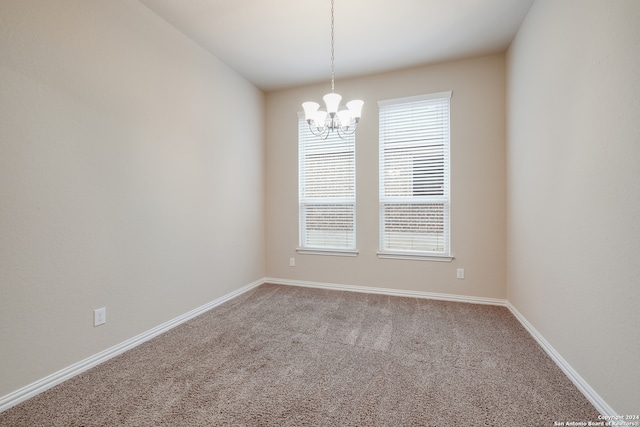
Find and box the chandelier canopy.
[302,0,363,139]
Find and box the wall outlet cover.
[94,307,106,326]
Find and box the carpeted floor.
[0,283,600,426]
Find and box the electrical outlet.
[456,268,465,279]
[289,257,296,267]
[94,307,106,326]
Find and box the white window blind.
[299,116,356,251]
[378,91,451,259]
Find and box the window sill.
[296,248,359,257]
[377,251,454,262]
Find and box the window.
[378,91,452,261]
[298,115,357,255]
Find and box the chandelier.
[302,0,363,140]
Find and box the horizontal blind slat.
[379,94,450,255]
[299,118,356,250]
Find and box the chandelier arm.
[307,122,331,140]
[336,122,358,139]
[307,122,322,136]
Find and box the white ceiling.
[138,0,534,92]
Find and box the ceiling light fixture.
[302,0,363,140]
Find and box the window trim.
[377,91,453,261]
[376,251,454,262]
[298,112,358,255]
[297,248,359,257]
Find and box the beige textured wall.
[266,54,506,298]
[0,1,265,396]
[507,0,640,414]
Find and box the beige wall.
[507,0,640,414]
[266,54,506,299]
[5,0,636,416]
[0,0,265,396]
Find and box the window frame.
[377,91,453,262]
[297,113,358,257]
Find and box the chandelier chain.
[330,0,335,92]
[301,0,362,139]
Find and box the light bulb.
[314,111,328,129]
[323,93,342,115]
[302,102,320,122]
[337,110,352,128]
[346,100,364,120]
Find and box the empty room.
[1,0,638,425]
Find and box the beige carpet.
[0,283,599,426]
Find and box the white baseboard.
[264,277,507,306]
[1,277,616,418]
[0,279,263,413]
[505,302,617,417]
